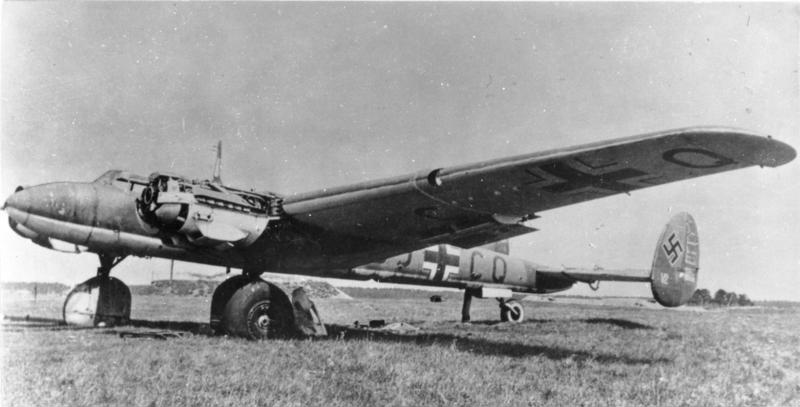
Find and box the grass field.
[2,289,799,407]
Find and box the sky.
[1,3,798,300]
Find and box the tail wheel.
[500,299,524,323]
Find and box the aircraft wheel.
[63,276,131,327]
[500,299,524,323]
[220,280,293,340]
[210,275,251,335]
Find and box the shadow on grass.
[469,317,655,330]
[3,315,668,365]
[127,319,210,335]
[1,316,100,332]
[124,318,669,365]
[467,318,569,325]
[582,318,655,330]
[1,315,209,334]
[323,323,670,365]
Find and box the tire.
[209,275,251,335]
[500,299,524,323]
[221,280,293,340]
[63,276,131,327]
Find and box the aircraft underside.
[9,191,700,339]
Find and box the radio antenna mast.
[212,140,222,184]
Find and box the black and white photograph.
[1,2,798,406]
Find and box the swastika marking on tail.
[662,233,684,265]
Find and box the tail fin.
[650,212,699,307]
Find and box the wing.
[281,127,794,267]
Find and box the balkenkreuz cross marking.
[423,245,461,281]
[538,162,647,193]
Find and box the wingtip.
[676,127,796,168]
[756,134,796,168]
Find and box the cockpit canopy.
[93,170,150,192]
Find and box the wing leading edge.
[281,127,794,267]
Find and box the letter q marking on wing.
[662,148,735,169]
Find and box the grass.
[2,290,799,406]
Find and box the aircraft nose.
[4,186,33,228]
[5,186,37,240]
[4,186,31,212]
[4,182,97,225]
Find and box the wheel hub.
[255,313,270,330]
[246,301,272,339]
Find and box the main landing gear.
[460,288,525,323]
[60,257,326,339]
[63,253,131,327]
[209,270,327,340]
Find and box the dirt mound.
[279,280,352,300]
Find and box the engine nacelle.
[137,173,282,248]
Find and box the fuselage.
[4,170,576,295]
[343,244,575,294]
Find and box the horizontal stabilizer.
[556,267,651,283]
[536,212,699,308]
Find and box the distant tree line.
[688,288,754,307]
[1,282,69,295]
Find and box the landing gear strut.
[96,253,126,278]
[63,253,131,327]
[460,288,526,323]
[461,290,473,323]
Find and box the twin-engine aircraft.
[4,127,795,339]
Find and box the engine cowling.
[137,173,281,248]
